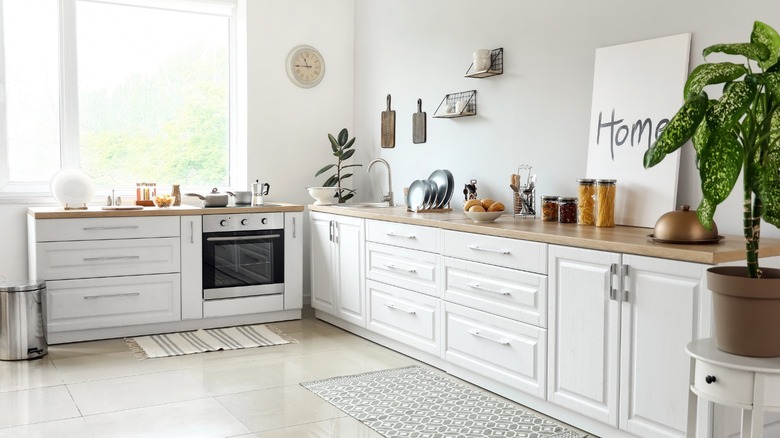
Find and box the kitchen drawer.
[367,242,439,297]
[367,280,440,356]
[443,230,547,274]
[443,256,547,327]
[36,238,181,280]
[444,302,546,398]
[44,274,181,333]
[692,359,754,406]
[33,216,180,242]
[366,220,439,253]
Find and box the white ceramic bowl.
[464,210,504,223]
[307,186,336,205]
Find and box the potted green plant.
[644,20,780,356]
[315,128,361,203]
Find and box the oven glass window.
[203,229,284,289]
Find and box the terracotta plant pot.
[708,266,780,357]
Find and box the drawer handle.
[385,231,416,239]
[82,226,140,231]
[467,282,510,296]
[384,263,417,273]
[384,302,416,315]
[84,292,141,300]
[83,255,141,262]
[705,375,717,384]
[467,329,510,346]
[467,245,510,255]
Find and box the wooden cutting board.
[412,98,426,144]
[381,94,395,148]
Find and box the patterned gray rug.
[301,366,585,438]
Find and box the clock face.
[286,45,325,88]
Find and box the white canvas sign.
[586,33,691,228]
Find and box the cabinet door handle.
[467,281,510,296]
[467,329,510,346]
[83,255,140,262]
[467,245,510,255]
[329,220,335,242]
[82,226,140,231]
[384,302,416,315]
[293,217,296,239]
[385,231,416,239]
[705,375,717,384]
[190,220,194,244]
[383,263,417,273]
[84,292,140,300]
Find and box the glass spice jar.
[577,179,596,225]
[541,196,559,222]
[596,179,617,227]
[558,196,578,223]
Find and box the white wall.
[352,0,780,243]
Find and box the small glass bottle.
[596,179,617,227]
[558,197,578,223]
[577,179,596,225]
[541,196,559,222]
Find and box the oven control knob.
[220,219,229,227]
[241,218,249,226]
[261,217,268,225]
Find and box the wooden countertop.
[310,205,780,265]
[28,202,304,219]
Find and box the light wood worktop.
[310,205,780,265]
[28,202,304,219]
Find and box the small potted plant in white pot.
[313,128,361,204]
[644,21,780,356]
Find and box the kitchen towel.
[126,324,296,359]
[301,366,587,438]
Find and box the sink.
[332,202,393,208]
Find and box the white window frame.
[0,0,243,202]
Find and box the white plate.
[408,180,426,211]
[50,168,95,208]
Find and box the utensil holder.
[513,188,536,218]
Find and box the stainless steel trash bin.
[0,279,47,360]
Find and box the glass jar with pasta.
[596,179,616,227]
[577,179,595,225]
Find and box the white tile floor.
[0,309,590,437]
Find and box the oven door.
[202,229,284,300]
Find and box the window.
[0,0,237,195]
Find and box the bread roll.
[468,205,487,212]
[488,202,505,212]
[463,199,481,211]
[480,198,495,209]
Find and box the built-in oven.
[202,213,284,300]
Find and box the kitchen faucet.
[368,158,394,206]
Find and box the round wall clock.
[286,45,325,88]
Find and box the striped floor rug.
[126,324,296,359]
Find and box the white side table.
[687,338,780,438]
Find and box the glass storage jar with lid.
[541,196,559,222]
[577,179,596,225]
[558,197,578,223]
[596,179,617,227]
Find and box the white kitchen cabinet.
[444,302,546,398]
[367,279,440,355]
[284,212,304,310]
[180,215,203,319]
[547,245,708,438]
[309,212,365,327]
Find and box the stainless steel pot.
[185,188,229,207]
[227,191,252,205]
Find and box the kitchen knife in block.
[381,94,395,148]
[412,98,426,144]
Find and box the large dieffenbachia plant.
[644,21,780,278]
